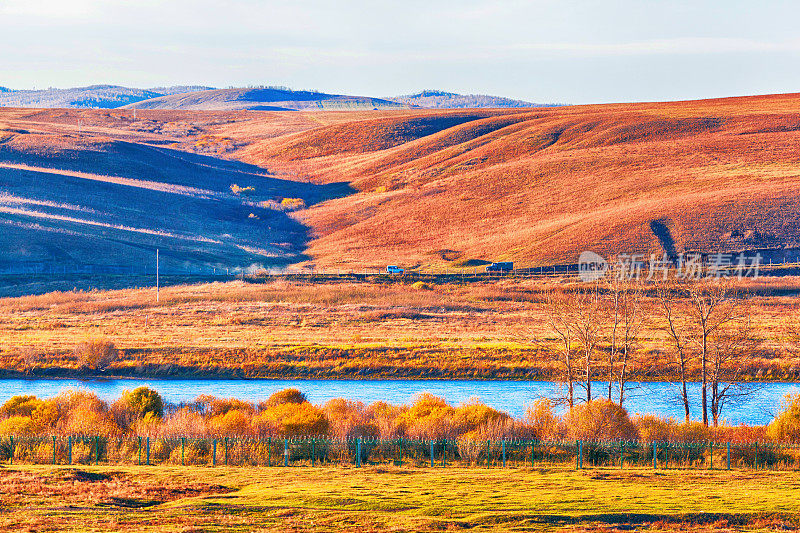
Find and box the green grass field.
[2,464,799,532]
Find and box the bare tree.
[544,290,577,408]
[571,284,603,403]
[604,279,643,406]
[708,314,759,426]
[686,282,740,426]
[657,283,693,423]
[658,280,748,426]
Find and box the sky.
[1,0,799,104]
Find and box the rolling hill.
[2,93,800,281]
[0,108,353,277]
[233,93,800,269]
[123,88,409,111]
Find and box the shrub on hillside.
[564,399,638,441]
[74,339,119,371]
[258,197,306,211]
[230,183,255,195]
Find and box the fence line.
[2,436,799,470]
[4,257,800,283]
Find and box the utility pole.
[156,249,160,302]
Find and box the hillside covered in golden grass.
[2,92,800,275]
[235,93,800,270]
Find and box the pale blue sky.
[1,0,799,103]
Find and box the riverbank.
[1,278,799,381]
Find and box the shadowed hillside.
[0,108,353,277]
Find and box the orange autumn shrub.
[253,402,328,436]
[400,393,456,439]
[768,394,800,443]
[259,388,308,409]
[209,409,253,436]
[564,399,638,441]
[522,398,559,440]
[323,399,377,438]
[366,401,407,438]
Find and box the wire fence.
[2,436,799,470]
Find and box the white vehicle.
[386,265,404,274]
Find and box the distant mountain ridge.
[388,90,554,109]
[0,85,213,109]
[0,84,555,110]
[124,87,409,111]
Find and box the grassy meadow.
[1,276,799,380]
[2,464,800,532]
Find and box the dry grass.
[0,277,799,380]
[232,92,800,270]
[6,95,800,274]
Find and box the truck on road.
[486,261,513,272]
